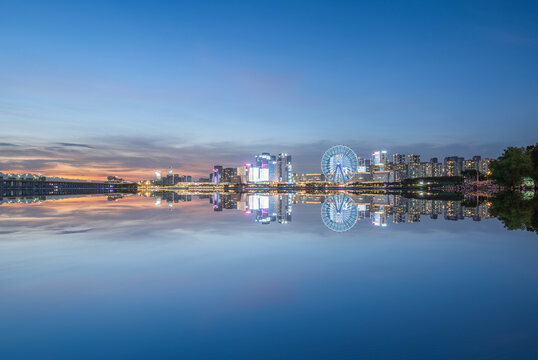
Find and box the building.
[212,166,223,185]
[393,154,406,164]
[293,173,324,183]
[245,153,277,183]
[222,168,237,183]
[432,163,443,177]
[237,166,248,184]
[408,163,420,179]
[277,153,292,183]
[478,158,492,175]
[444,156,464,176]
[358,158,372,173]
[421,162,432,178]
[463,156,481,172]
[408,154,420,164]
[372,171,394,183]
[372,151,388,166]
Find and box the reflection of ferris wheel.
[321,145,359,183]
[321,194,359,232]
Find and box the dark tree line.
[490,143,538,187]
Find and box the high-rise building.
[373,151,388,166]
[237,166,248,184]
[213,166,223,184]
[421,162,433,178]
[408,164,420,179]
[444,156,464,176]
[277,153,292,183]
[222,168,237,183]
[358,158,371,173]
[250,153,277,183]
[408,154,420,164]
[164,168,174,186]
[432,163,443,177]
[393,154,406,164]
[478,158,492,175]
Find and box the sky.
[1,0,537,180]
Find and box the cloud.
[0,136,511,181]
[57,228,94,234]
[56,143,94,149]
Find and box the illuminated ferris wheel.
[321,194,359,232]
[321,145,359,183]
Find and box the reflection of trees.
[489,191,538,234]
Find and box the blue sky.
[1,0,537,179]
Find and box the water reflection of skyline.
[1,192,493,233]
[141,192,493,231]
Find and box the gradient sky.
[1,0,537,180]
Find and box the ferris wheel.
[321,193,359,232]
[321,145,359,183]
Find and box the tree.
[490,146,533,187]
[529,145,538,185]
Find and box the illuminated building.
[421,162,432,178]
[372,150,388,166]
[236,166,248,184]
[408,163,420,179]
[165,168,174,185]
[255,153,277,182]
[212,166,223,184]
[478,158,492,175]
[432,163,443,177]
[444,156,464,176]
[373,171,394,183]
[408,154,420,164]
[393,153,406,164]
[392,154,405,164]
[293,173,324,183]
[358,158,371,173]
[222,168,237,183]
[277,153,292,183]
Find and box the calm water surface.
[1,193,537,359]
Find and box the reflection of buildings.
[140,192,493,230]
[245,194,292,224]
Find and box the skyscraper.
[251,153,277,182]
[213,166,223,184]
[277,153,292,183]
[372,151,388,166]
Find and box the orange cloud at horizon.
[1,164,209,182]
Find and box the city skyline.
[0,139,505,181]
[2,1,538,180]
